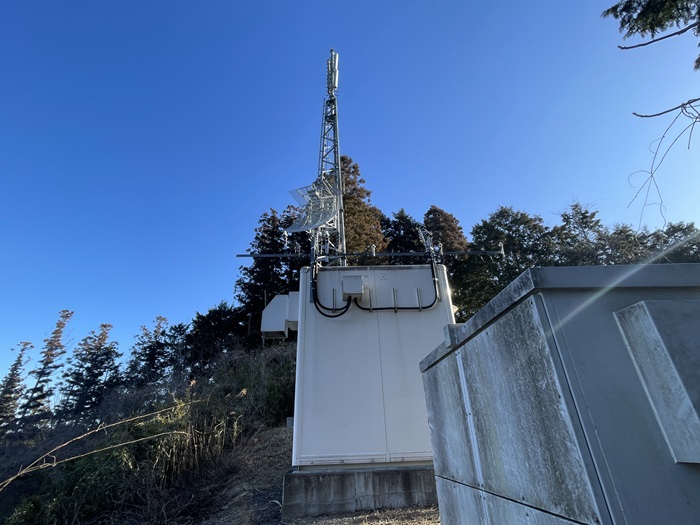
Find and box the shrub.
[0,340,297,524]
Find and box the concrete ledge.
[281,466,437,520]
[420,264,700,372]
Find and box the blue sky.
[1,1,698,375]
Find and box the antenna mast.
[321,49,345,263]
[288,49,346,266]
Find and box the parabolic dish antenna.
[287,176,340,233]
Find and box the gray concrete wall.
[281,466,436,520]
[436,477,591,525]
[616,299,700,464]
[421,264,700,525]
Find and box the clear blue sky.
[1,1,698,374]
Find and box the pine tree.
[126,316,171,388]
[650,222,700,262]
[59,324,121,424]
[341,156,388,257]
[550,204,607,266]
[0,342,30,437]
[235,209,292,338]
[382,209,424,263]
[423,204,469,264]
[19,310,74,427]
[603,0,700,69]
[185,302,241,376]
[166,322,191,381]
[600,224,652,264]
[423,205,470,312]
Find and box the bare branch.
[618,21,700,50]
[654,119,696,172]
[627,170,666,229]
[627,105,699,227]
[633,98,700,118]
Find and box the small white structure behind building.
[261,291,299,338]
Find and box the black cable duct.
[352,258,439,312]
[311,263,352,318]
[310,255,440,317]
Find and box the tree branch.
[618,21,700,50]
[633,97,700,118]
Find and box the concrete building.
[421,264,700,525]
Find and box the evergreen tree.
[454,207,555,319]
[125,316,171,388]
[449,204,700,320]
[603,0,700,69]
[600,224,652,264]
[0,342,30,437]
[423,205,470,314]
[185,302,241,376]
[382,208,424,263]
[649,221,700,262]
[423,204,469,266]
[165,322,192,382]
[550,203,607,266]
[341,156,388,257]
[19,310,74,427]
[59,324,121,424]
[235,208,292,338]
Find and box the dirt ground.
[200,426,441,525]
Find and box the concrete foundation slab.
[281,466,437,520]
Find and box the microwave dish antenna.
[287,49,346,266]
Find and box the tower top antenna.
[327,49,339,95]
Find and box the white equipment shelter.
[266,263,455,467]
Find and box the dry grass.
[286,506,440,524]
[200,426,440,525]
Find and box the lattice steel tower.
[287,49,346,266]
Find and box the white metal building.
[288,263,455,468]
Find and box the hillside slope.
[200,426,440,525]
